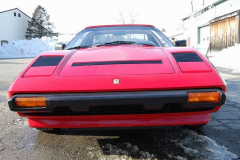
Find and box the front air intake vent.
[32,56,63,67]
[24,56,64,77]
[171,52,211,73]
[172,52,203,62]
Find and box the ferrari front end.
[8,25,226,130]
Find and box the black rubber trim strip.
[72,60,163,66]
[8,89,226,113]
[172,52,203,62]
[50,126,175,131]
[32,56,64,67]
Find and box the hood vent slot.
[72,60,163,66]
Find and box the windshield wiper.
[67,45,91,50]
[96,41,135,47]
[136,43,155,46]
[134,41,156,46]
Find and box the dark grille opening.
[90,104,145,115]
[160,103,215,113]
[160,103,183,113]
[26,104,215,116]
[52,106,73,115]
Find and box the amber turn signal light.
[188,92,220,103]
[15,97,46,107]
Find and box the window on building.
[18,13,20,17]
[14,12,16,16]
[1,40,8,46]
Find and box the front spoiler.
[21,110,216,128]
[9,89,226,113]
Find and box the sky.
[0,0,192,36]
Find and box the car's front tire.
[35,128,60,132]
[184,124,206,129]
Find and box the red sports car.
[8,24,226,132]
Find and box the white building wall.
[192,0,216,12]
[183,0,240,48]
[0,9,31,44]
[183,7,215,47]
[215,0,240,17]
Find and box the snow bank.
[208,44,240,72]
[98,128,237,160]
[176,130,238,160]
[0,37,56,59]
[102,142,155,159]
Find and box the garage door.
[199,25,210,45]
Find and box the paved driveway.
[0,58,239,160]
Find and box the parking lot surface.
[0,58,239,160]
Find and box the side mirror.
[55,43,67,50]
[62,44,66,50]
[175,40,187,47]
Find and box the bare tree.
[128,11,137,24]
[116,12,125,24]
[115,12,138,24]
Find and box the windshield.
[65,26,174,50]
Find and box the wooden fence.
[210,11,239,52]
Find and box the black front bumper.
[8,89,226,113]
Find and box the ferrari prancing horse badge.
[113,79,120,84]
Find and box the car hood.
[8,47,226,95]
[59,46,175,77]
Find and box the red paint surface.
[8,30,226,129]
[8,46,226,98]
[26,112,210,128]
[23,66,57,77]
[178,62,212,73]
[64,63,173,76]
[17,106,220,128]
[60,46,174,76]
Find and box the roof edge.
[0,8,18,14]
[0,8,31,19]
[182,0,228,21]
[85,24,155,29]
[0,8,53,33]
[210,9,240,23]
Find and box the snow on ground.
[175,130,238,160]
[0,37,55,59]
[99,128,237,160]
[208,44,240,72]
[0,34,76,59]
[101,142,156,160]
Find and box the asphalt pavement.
[0,58,239,160]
